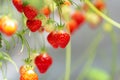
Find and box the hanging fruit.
[26,19,42,32]
[20,69,38,80]
[0,0,118,80]
[0,16,17,36]
[47,30,70,48]
[12,0,23,13]
[35,52,52,73]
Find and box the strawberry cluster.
[11,0,107,79]
[82,0,105,29]
[12,0,43,32]
[12,0,71,49]
[19,51,52,80]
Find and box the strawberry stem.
[40,33,47,53]
[109,30,117,80]
[58,6,62,25]
[77,31,103,80]
[54,0,63,25]
[65,40,71,80]
[83,0,120,29]
[16,30,31,61]
[0,66,7,80]
[0,51,18,72]
[22,35,31,58]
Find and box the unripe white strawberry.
[44,20,55,32]
[103,22,112,32]
[86,12,102,26]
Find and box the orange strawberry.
[94,0,106,11]
[66,19,78,34]
[20,69,38,80]
[41,6,51,17]
[19,65,28,75]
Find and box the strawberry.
[63,0,71,6]
[0,16,17,36]
[66,19,78,34]
[47,31,70,48]
[23,5,38,20]
[57,31,70,48]
[26,19,42,32]
[0,19,2,32]
[20,69,38,80]
[94,0,105,11]
[71,11,85,27]
[35,53,52,74]
[44,19,55,32]
[85,12,102,29]
[12,0,23,12]
[41,6,51,17]
[47,31,59,48]
[82,3,89,11]
[19,65,28,75]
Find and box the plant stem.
[109,30,117,80]
[77,31,103,80]
[4,57,18,72]
[65,40,71,80]
[84,0,120,29]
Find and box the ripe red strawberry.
[47,31,59,48]
[20,69,38,80]
[12,0,23,12]
[47,31,70,48]
[23,5,38,20]
[35,53,52,74]
[26,19,42,32]
[66,19,78,34]
[57,31,70,48]
[71,11,85,27]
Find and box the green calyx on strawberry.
[47,24,70,48]
[12,0,23,13]
[34,52,52,74]
[26,19,42,32]
[44,19,55,32]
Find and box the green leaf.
[23,0,45,10]
[0,52,3,60]
[4,57,18,72]
[1,52,18,72]
[0,62,2,68]
[2,38,10,51]
[86,68,110,80]
[29,0,45,10]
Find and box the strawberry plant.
[0,0,120,80]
